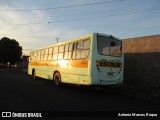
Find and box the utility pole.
[56,38,60,43]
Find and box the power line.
[0,0,125,11]
[0,22,48,26]
[23,49,34,50]
[1,8,160,26]
[5,7,159,22]
[48,8,160,23]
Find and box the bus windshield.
[97,35,122,57]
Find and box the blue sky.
[0,0,160,55]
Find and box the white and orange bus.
[28,33,123,86]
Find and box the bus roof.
[30,33,121,52]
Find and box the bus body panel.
[28,60,91,85]
[28,33,92,85]
[90,33,123,85]
[28,33,123,85]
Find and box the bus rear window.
[97,35,122,57]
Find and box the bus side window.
[37,51,41,60]
[41,49,45,60]
[53,47,58,60]
[44,49,48,60]
[68,43,73,59]
[32,52,35,61]
[48,48,53,60]
[76,41,83,59]
[83,39,90,49]
[72,42,76,59]
[34,51,38,61]
[30,52,33,61]
[64,44,69,59]
[72,39,90,59]
[81,39,90,59]
[58,45,64,60]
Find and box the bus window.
[72,39,90,59]
[37,51,41,60]
[48,48,53,60]
[30,52,33,61]
[81,39,90,59]
[76,41,83,59]
[68,43,73,59]
[83,39,90,49]
[58,45,64,60]
[41,49,45,60]
[72,43,76,59]
[53,47,58,60]
[97,35,122,57]
[64,44,69,59]
[44,49,48,60]
[34,51,38,61]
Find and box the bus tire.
[53,72,61,86]
[32,69,36,80]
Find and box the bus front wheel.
[32,69,36,80]
[53,72,61,86]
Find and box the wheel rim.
[54,73,61,86]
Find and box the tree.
[0,37,22,64]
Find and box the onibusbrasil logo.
[2,112,42,118]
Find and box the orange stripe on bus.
[30,60,89,68]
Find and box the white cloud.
[0,4,87,55]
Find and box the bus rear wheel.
[53,72,61,86]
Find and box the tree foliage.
[0,37,22,63]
